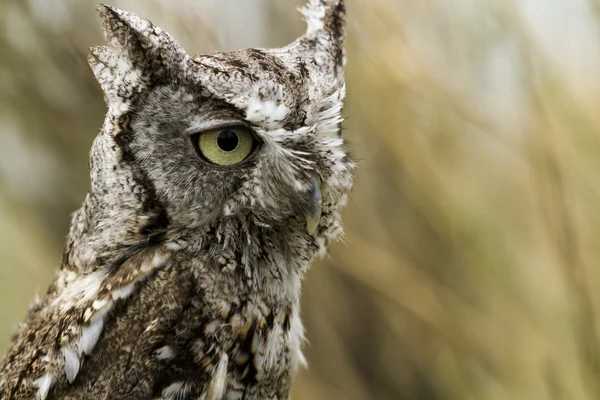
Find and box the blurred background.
[3,0,600,398]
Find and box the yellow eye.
[195,126,257,166]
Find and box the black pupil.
[216,130,239,152]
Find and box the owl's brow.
[184,120,254,136]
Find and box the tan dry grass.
[1,0,600,399]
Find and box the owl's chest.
[192,297,305,399]
[209,301,303,399]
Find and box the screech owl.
[0,0,353,399]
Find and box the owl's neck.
[63,190,318,300]
[164,214,318,292]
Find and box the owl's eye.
[193,126,258,166]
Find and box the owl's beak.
[306,175,322,235]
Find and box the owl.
[0,0,352,399]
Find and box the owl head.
[86,0,353,272]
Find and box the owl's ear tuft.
[88,45,139,108]
[300,0,347,70]
[96,4,188,77]
[90,5,189,110]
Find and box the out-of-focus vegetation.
[2,0,600,398]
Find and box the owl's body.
[0,1,352,399]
